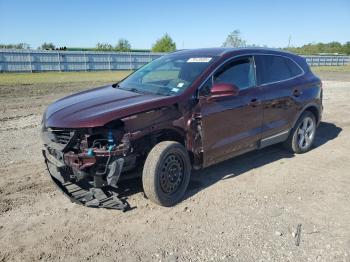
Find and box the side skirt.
[259,130,290,149]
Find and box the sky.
[1,0,349,49]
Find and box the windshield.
[118,54,216,96]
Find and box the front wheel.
[284,111,317,154]
[142,141,191,207]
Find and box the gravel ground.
[0,72,349,262]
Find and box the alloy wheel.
[297,116,316,150]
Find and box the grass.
[311,65,350,73]
[0,71,132,97]
[311,65,350,81]
[0,70,132,86]
[0,66,348,97]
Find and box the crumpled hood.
[44,85,173,128]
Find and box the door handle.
[248,98,260,107]
[293,88,302,97]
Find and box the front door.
[198,56,264,167]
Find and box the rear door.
[198,56,264,167]
[254,55,304,142]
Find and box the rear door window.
[255,55,303,85]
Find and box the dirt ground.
[0,71,349,262]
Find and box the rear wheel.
[142,141,191,206]
[284,111,317,154]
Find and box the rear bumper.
[42,149,129,211]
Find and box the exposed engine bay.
[42,126,133,210]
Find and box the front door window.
[213,57,256,90]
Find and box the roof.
[171,47,296,58]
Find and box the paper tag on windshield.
[187,57,212,63]
[171,87,180,92]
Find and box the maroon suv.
[42,48,323,210]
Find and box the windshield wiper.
[112,82,119,88]
[112,84,142,94]
[122,87,144,94]
[155,91,170,96]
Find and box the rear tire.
[284,111,317,154]
[142,141,191,207]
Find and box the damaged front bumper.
[43,149,129,211]
[41,127,132,211]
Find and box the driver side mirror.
[209,83,239,99]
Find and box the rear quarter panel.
[291,73,323,126]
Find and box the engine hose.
[96,151,111,176]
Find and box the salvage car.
[42,48,323,210]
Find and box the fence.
[304,55,350,66]
[0,49,349,73]
[0,49,164,72]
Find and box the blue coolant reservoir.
[87,148,94,157]
[107,130,115,151]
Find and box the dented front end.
[41,121,138,210]
[41,104,200,210]
[43,123,132,181]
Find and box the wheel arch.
[292,102,321,128]
[305,105,320,124]
[150,128,195,166]
[153,127,186,145]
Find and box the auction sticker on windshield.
[187,57,212,63]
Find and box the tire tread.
[142,141,191,206]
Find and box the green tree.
[285,41,350,55]
[40,42,56,50]
[0,43,30,49]
[343,42,350,55]
[19,43,30,49]
[96,42,113,51]
[151,34,176,52]
[222,30,246,48]
[115,39,131,52]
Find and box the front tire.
[284,111,317,154]
[142,141,191,207]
